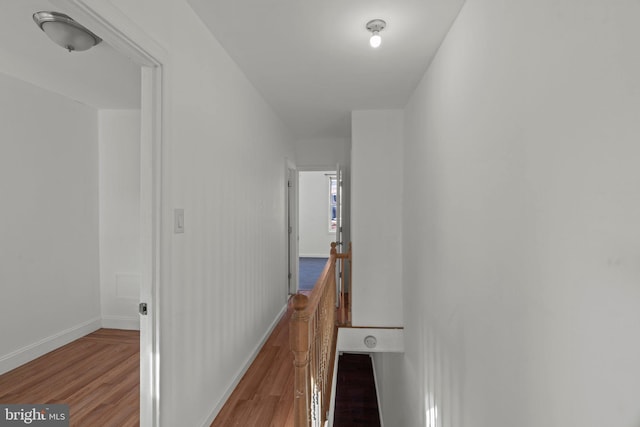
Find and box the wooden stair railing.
[290,242,350,427]
[336,242,352,327]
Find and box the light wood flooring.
[211,291,355,426]
[210,302,295,427]
[0,329,139,427]
[0,297,345,427]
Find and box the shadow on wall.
[378,309,464,427]
[416,309,464,427]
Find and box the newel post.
[290,293,311,427]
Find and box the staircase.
[333,353,381,427]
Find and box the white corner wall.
[299,171,336,257]
[0,73,101,373]
[295,137,350,169]
[389,0,640,426]
[351,110,404,327]
[104,1,296,425]
[99,109,141,330]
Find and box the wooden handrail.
[336,242,352,327]
[290,242,347,427]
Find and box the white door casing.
[54,2,166,425]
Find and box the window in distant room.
[329,175,337,232]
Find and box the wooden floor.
[211,290,354,426]
[0,329,139,427]
[0,298,354,427]
[211,301,295,427]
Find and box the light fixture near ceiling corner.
[33,11,102,52]
[366,19,386,48]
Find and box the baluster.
[291,294,311,427]
[290,242,350,427]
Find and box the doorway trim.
[285,158,298,296]
[295,165,339,294]
[56,1,166,425]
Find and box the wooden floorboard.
[212,290,354,427]
[0,297,353,427]
[0,328,139,427]
[211,301,295,427]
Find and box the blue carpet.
[299,257,328,291]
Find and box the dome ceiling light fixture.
[33,11,102,52]
[366,19,386,48]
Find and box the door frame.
[55,1,166,425]
[285,159,298,296]
[296,166,339,294]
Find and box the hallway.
[210,302,295,426]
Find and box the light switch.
[174,208,184,233]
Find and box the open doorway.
[297,170,337,291]
[0,1,163,425]
[62,3,165,425]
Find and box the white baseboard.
[102,315,140,331]
[0,317,102,375]
[200,304,288,427]
[300,254,330,259]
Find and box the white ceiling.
[187,0,465,138]
[0,0,465,137]
[0,0,140,110]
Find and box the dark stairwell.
[333,353,382,427]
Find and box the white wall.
[104,1,296,425]
[296,136,352,256]
[299,171,336,257]
[383,0,640,426]
[99,110,141,330]
[351,110,404,327]
[295,136,349,169]
[0,73,101,373]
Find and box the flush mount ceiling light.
[33,11,102,52]
[366,19,386,48]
